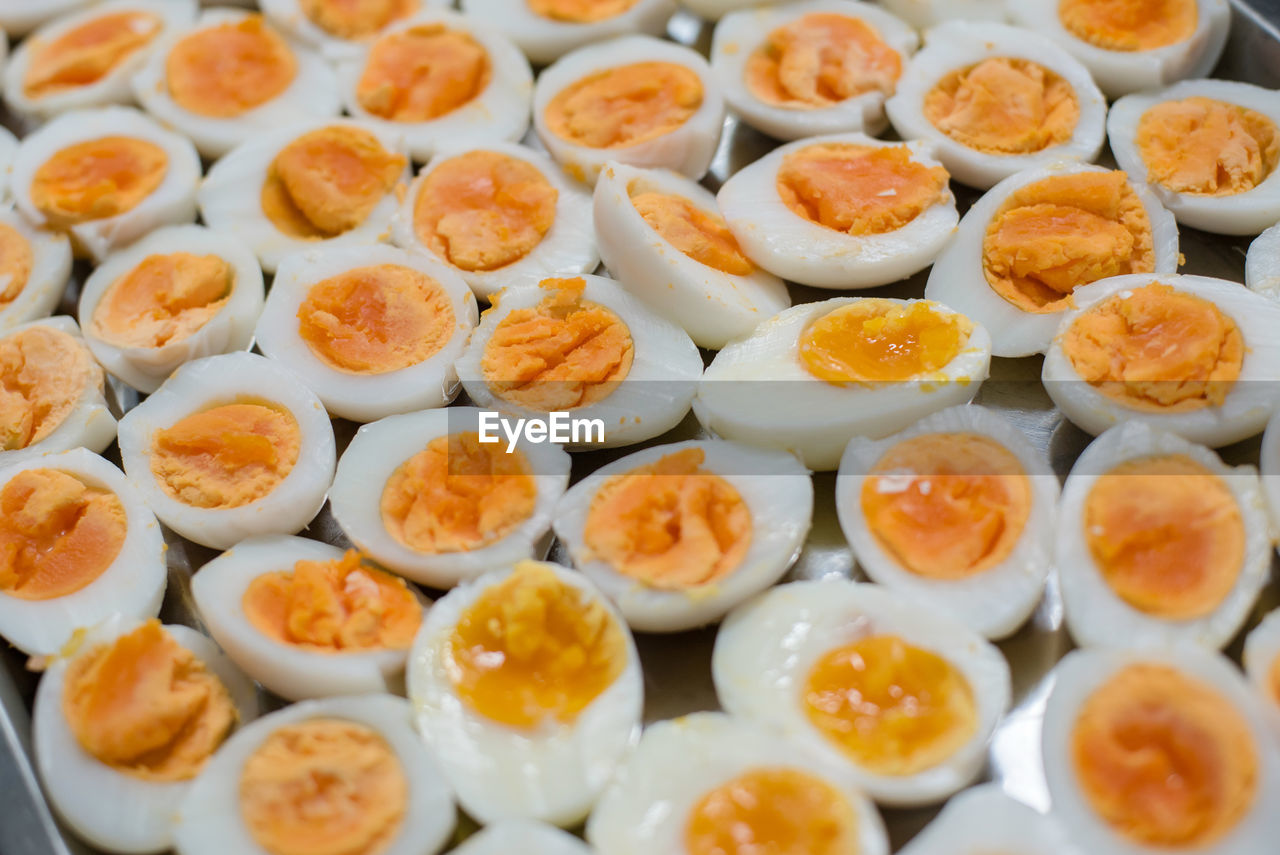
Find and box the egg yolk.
[0,225,34,308]
[1137,97,1280,197]
[63,620,237,782]
[30,136,168,227]
[800,299,972,385]
[412,150,558,272]
[446,561,627,728]
[860,433,1031,581]
[685,767,859,855]
[91,253,232,349]
[1060,282,1243,412]
[23,11,162,98]
[356,23,490,123]
[239,719,407,855]
[1060,0,1198,51]
[776,143,949,236]
[0,325,99,452]
[481,276,635,411]
[529,0,640,22]
[379,431,537,554]
[629,188,754,275]
[150,402,302,509]
[544,61,704,149]
[804,635,977,776]
[925,58,1079,154]
[166,15,297,118]
[300,0,418,39]
[1072,664,1258,848]
[745,13,901,109]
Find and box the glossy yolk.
[62,620,236,782]
[239,719,407,855]
[745,13,901,109]
[1060,282,1243,411]
[924,58,1079,154]
[446,561,627,728]
[29,136,167,227]
[356,24,490,123]
[776,143,949,236]
[529,0,640,21]
[804,634,978,776]
[150,402,301,509]
[0,326,99,452]
[91,252,232,349]
[629,189,753,275]
[544,62,704,149]
[0,225,34,307]
[1137,97,1280,196]
[23,11,162,97]
[685,767,859,855]
[412,150,557,272]
[1072,664,1258,848]
[300,0,418,39]
[481,277,635,411]
[166,15,297,118]
[800,299,972,385]
[1060,0,1198,51]
[984,171,1155,314]
[860,433,1031,581]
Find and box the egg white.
[680,0,769,22]
[0,0,98,37]
[1258,406,1280,535]
[878,0,1006,28]
[462,0,676,66]
[454,821,592,855]
[896,783,1071,855]
[0,205,71,331]
[260,0,448,60]
[1243,608,1280,729]
[1246,221,1280,299]
[0,125,16,201]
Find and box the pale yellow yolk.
[629,189,753,276]
[0,225,34,307]
[166,15,297,118]
[804,635,978,776]
[300,0,418,39]
[1060,0,1198,51]
[800,300,972,385]
[24,11,161,98]
[1060,282,1243,411]
[776,143,949,235]
[356,24,490,123]
[412,150,558,272]
[446,561,627,728]
[745,13,902,109]
[0,326,100,451]
[861,433,1031,580]
[239,719,407,855]
[1072,664,1258,848]
[30,136,167,227]
[91,253,232,349]
[545,62,704,149]
[925,58,1080,154]
[482,277,635,411]
[63,620,237,782]
[1137,97,1280,196]
[528,0,640,22]
[150,402,302,509]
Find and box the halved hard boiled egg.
[462,0,676,66]
[0,206,72,332]
[1243,609,1280,724]
[455,821,591,855]
[260,0,430,58]
[0,1,98,38]
[1246,221,1280,299]
[897,783,1071,855]
[878,0,1006,28]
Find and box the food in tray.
[453,820,592,855]
[895,783,1073,855]
[461,0,676,67]
[0,206,71,331]
[260,0,425,58]
[1243,608,1280,724]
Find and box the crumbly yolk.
[240,719,407,855]
[446,561,627,728]
[528,0,640,22]
[30,136,167,227]
[63,620,237,782]
[1072,664,1258,848]
[23,11,161,98]
[685,767,859,855]
[356,24,490,123]
[861,433,1031,581]
[777,143,949,235]
[629,188,753,275]
[745,13,901,109]
[0,225,34,308]
[924,58,1080,154]
[0,469,125,601]
[91,253,232,349]
[804,635,977,776]
[544,62,704,149]
[1137,97,1280,196]
[412,150,558,272]
[300,0,418,39]
[1060,282,1243,412]
[800,300,972,385]
[150,402,302,509]
[1060,0,1198,51]
[482,277,635,411]
[0,326,99,451]
[166,15,297,118]
[243,550,421,652]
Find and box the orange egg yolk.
[800,300,972,385]
[30,136,167,227]
[239,719,407,855]
[544,61,704,149]
[1060,0,1198,51]
[356,23,490,123]
[481,277,635,411]
[91,252,232,349]
[23,11,162,98]
[446,561,627,728]
[0,224,34,308]
[745,13,901,109]
[629,188,754,276]
[776,143,949,236]
[1061,282,1243,412]
[528,0,640,22]
[150,402,301,509]
[685,767,859,855]
[804,634,977,776]
[1137,97,1280,197]
[63,620,237,782]
[1072,664,1258,848]
[412,150,558,272]
[925,58,1079,154]
[0,325,100,452]
[166,15,297,118]
[300,0,418,39]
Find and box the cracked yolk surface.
[30,136,167,227]
[800,300,971,385]
[629,188,753,275]
[746,13,901,109]
[24,11,161,98]
[300,0,418,39]
[0,326,98,451]
[1061,0,1198,51]
[925,58,1079,154]
[166,15,296,118]
[356,24,490,123]
[0,225,33,308]
[545,62,704,149]
[1137,97,1280,196]
[1072,664,1258,848]
[91,253,232,349]
[529,0,639,21]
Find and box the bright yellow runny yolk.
[300,0,418,39]
[804,635,978,776]
[91,253,232,349]
[685,767,859,855]
[446,561,627,728]
[239,719,407,855]
[63,620,237,782]
[984,171,1155,314]
[545,62,704,149]
[481,277,635,411]
[1060,282,1243,411]
[356,24,490,123]
[1137,97,1280,196]
[23,11,161,97]
[800,300,972,385]
[1072,664,1258,848]
[528,0,640,22]
[0,225,33,307]
[629,188,753,275]
[0,326,100,451]
[1060,0,1198,51]
[746,13,901,109]
[166,15,297,118]
[924,58,1080,154]
[30,136,167,227]
[412,150,558,272]
[296,264,456,375]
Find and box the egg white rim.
[258,0,449,60]
[1246,221,1280,300]
[0,205,72,332]
[0,0,100,38]
[896,783,1071,855]
[454,819,593,855]
[1242,608,1280,729]
[460,0,676,66]
[1257,406,1280,535]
